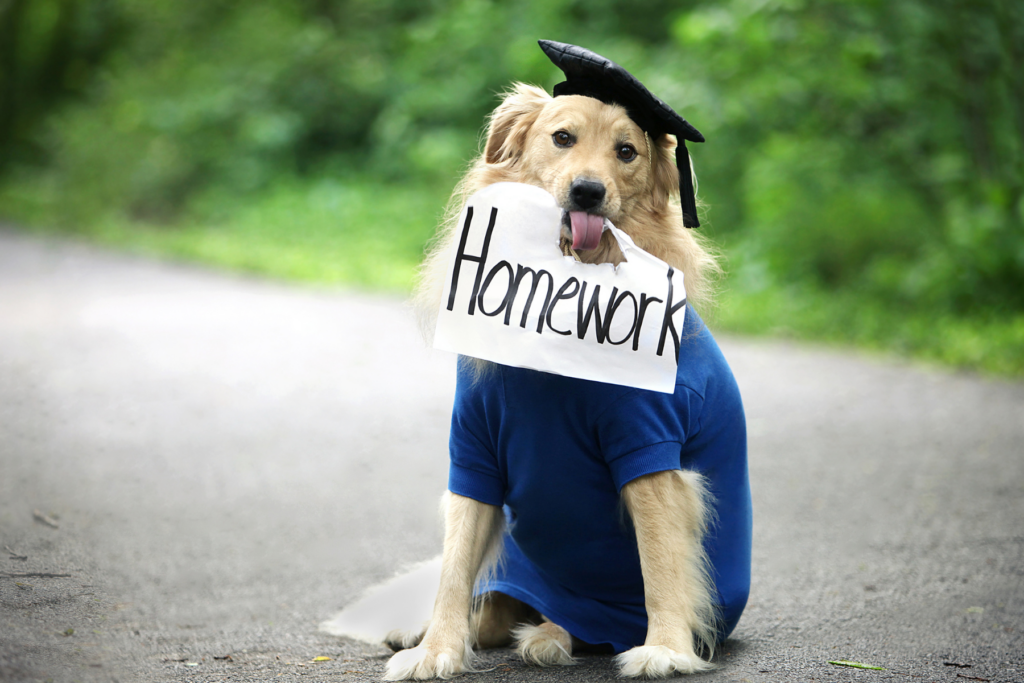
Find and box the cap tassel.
[677,141,699,228]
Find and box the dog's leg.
[616,470,716,678]
[384,492,502,680]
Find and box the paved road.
[1,228,1022,683]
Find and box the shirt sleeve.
[596,383,705,492]
[447,360,506,507]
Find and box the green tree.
[0,0,123,167]
[674,0,1024,314]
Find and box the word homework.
[433,183,687,393]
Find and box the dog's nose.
[569,179,606,211]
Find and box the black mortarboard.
[538,40,704,228]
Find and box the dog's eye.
[617,144,638,162]
[553,131,574,148]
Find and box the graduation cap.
[538,40,704,228]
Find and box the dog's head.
[414,83,719,340]
[481,84,682,266]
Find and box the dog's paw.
[615,645,712,678]
[384,628,425,652]
[383,641,472,680]
[513,622,575,666]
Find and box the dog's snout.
[569,179,606,211]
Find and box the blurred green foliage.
[1,0,1021,374]
[682,0,1024,314]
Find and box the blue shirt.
[447,308,751,653]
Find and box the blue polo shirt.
[447,308,751,653]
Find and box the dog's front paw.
[383,641,472,680]
[615,645,712,678]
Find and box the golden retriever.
[384,83,724,679]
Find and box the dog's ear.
[484,84,551,165]
[650,133,682,208]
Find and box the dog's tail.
[319,557,442,645]
[320,495,506,650]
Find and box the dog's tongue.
[570,212,604,251]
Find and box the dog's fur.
[386,84,722,680]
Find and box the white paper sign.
[433,182,686,393]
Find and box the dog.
[383,47,750,680]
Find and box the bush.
[1,0,1021,375]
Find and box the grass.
[714,284,1024,377]
[2,176,451,292]
[2,174,1021,379]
